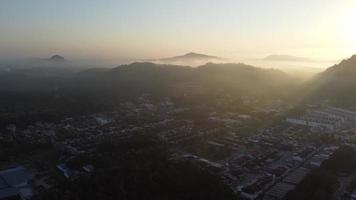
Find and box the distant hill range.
[150,52,226,66]
[306,55,356,106]
[24,54,67,64]
[0,55,94,77]
[0,55,69,70]
[263,54,314,62]
[74,62,297,102]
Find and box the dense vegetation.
[305,55,356,107]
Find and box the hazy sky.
[1,0,356,61]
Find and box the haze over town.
[2,1,356,200]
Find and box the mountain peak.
[183,52,217,58]
[50,55,66,62]
[184,52,204,56]
[185,52,197,55]
[148,52,225,67]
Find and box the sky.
[1,0,356,62]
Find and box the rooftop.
[0,166,33,188]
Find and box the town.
[1,94,356,200]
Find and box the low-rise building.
[0,166,34,200]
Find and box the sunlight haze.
[3,2,356,200]
[0,0,355,62]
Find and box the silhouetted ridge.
[322,54,356,76]
[50,55,66,62]
[306,54,356,106]
[182,52,220,59]
[151,52,225,66]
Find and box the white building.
[286,106,356,133]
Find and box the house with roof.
[0,166,34,200]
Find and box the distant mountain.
[49,55,66,62]
[306,55,356,106]
[0,55,94,77]
[161,52,221,61]
[151,52,226,66]
[264,54,314,62]
[24,55,67,64]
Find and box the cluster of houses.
[2,96,355,200]
[286,106,356,133]
[235,145,336,200]
[176,121,340,200]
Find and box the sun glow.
[342,10,356,47]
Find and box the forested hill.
[305,55,356,107]
[76,62,298,98]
